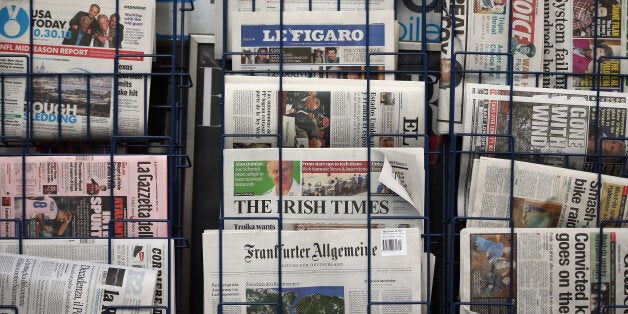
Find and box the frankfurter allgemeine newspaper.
[0,155,168,238]
[0,0,155,140]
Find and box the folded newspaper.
[0,0,155,140]
[458,83,628,217]
[0,155,168,238]
[0,252,157,314]
[224,75,425,148]
[466,157,628,228]
[203,228,424,314]
[223,147,425,230]
[461,227,628,314]
[231,10,397,79]
[0,238,173,313]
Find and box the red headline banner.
[0,42,144,61]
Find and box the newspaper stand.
[0,0,191,313]
[217,0,443,313]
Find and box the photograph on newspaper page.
[230,10,396,79]
[222,147,425,230]
[461,228,626,314]
[466,157,628,228]
[223,76,425,148]
[203,228,423,314]
[0,155,168,238]
[0,252,157,314]
[0,0,155,140]
[0,238,174,313]
[435,0,544,134]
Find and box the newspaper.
[224,75,425,148]
[0,238,173,313]
[435,0,544,134]
[397,0,443,51]
[231,10,396,79]
[461,227,628,314]
[203,228,424,313]
[0,251,156,314]
[0,155,168,238]
[466,157,628,228]
[223,147,425,230]
[543,0,626,90]
[0,0,155,140]
[458,83,628,217]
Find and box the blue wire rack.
[0,0,191,312]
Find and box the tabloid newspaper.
[0,251,156,314]
[461,228,628,314]
[203,228,424,314]
[230,10,396,80]
[0,238,174,313]
[543,0,627,90]
[466,157,628,229]
[222,147,425,231]
[458,83,628,217]
[435,0,544,134]
[0,155,168,238]
[223,76,425,149]
[0,0,155,140]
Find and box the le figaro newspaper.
[0,155,168,238]
[0,0,155,140]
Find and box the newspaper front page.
[435,0,544,134]
[223,147,425,230]
[203,228,423,314]
[0,251,157,314]
[0,155,168,238]
[0,0,155,140]
[231,10,396,79]
[0,238,173,313]
[461,228,628,314]
[467,157,628,228]
[224,76,425,149]
[458,83,628,216]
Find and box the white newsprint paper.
[0,0,155,140]
[224,75,425,148]
[223,147,425,230]
[203,228,423,314]
[0,238,174,313]
[466,157,628,229]
[0,251,157,314]
[0,155,168,238]
[231,10,396,79]
[461,228,628,314]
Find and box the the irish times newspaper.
[223,147,425,230]
[203,228,424,314]
[0,238,173,313]
[466,157,628,228]
[224,76,425,148]
[0,251,157,314]
[0,155,168,238]
[0,0,155,140]
[461,228,628,314]
[458,83,628,217]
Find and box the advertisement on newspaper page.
[0,155,168,238]
[435,0,544,134]
[223,147,425,230]
[457,83,628,216]
[461,228,628,314]
[0,252,157,314]
[231,10,396,79]
[466,157,628,228]
[0,0,155,140]
[203,228,423,314]
[223,76,425,148]
[0,238,174,313]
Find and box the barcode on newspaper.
[75,156,94,161]
[380,229,407,256]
